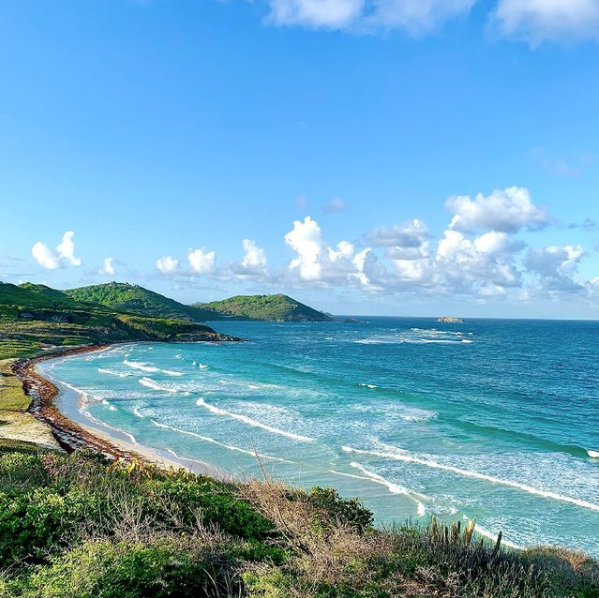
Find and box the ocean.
[39,317,599,556]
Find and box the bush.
[0,487,103,564]
[307,487,373,532]
[24,539,240,598]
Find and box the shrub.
[0,487,103,564]
[25,539,240,598]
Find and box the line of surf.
[124,360,184,377]
[195,398,314,443]
[349,462,427,516]
[342,446,599,512]
[151,420,292,463]
[139,377,179,393]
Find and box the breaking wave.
[342,446,599,512]
[195,398,314,443]
[151,420,291,462]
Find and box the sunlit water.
[40,317,599,556]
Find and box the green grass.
[0,360,30,411]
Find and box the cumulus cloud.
[188,248,217,275]
[493,0,599,45]
[155,255,180,275]
[285,216,326,281]
[31,231,82,270]
[99,257,116,276]
[323,198,347,213]
[230,239,269,280]
[366,219,429,248]
[436,229,522,294]
[524,244,585,293]
[446,187,549,233]
[266,0,477,32]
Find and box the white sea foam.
[151,420,291,462]
[195,398,314,442]
[359,383,378,389]
[588,450,599,458]
[81,409,137,445]
[165,448,209,468]
[124,360,183,377]
[199,363,209,370]
[101,399,118,411]
[133,406,145,418]
[350,462,427,515]
[342,446,599,512]
[139,377,178,393]
[328,469,374,482]
[98,368,132,378]
[124,360,160,373]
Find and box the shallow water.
[41,317,599,555]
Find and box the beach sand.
[14,344,225,479]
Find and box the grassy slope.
[196,294,333,322]
[65,282,215,322]
[0,360,60,450]
[0,282,226,360]
[0,448,596,598]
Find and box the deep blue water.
[41,318,599,555]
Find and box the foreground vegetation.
[0,282,227,360]
[0,446,597,598]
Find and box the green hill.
[65,282,214,322]
[0,282,227,360]
[195,294,332,322]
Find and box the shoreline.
[12,343,224,477]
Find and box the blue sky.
[1,0,599,318]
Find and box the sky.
[1,0,599,319]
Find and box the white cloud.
[56,231,82,266]
[524,244,585,293]
[230,239,269,280]
[446,187,549,233]
[266,0,477,32]
[156,255,180,275]
[32,241,61,270]
[493,0,599,44]
[366,219,429,248]
[323,198,347,213]
[31,231,82,270]
[99,257,116,276]
[268,0,364,28]
[188,248,217,275]
[285,216,325,281]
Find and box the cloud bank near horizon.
[20,186,599,310]
[147,186,596,308]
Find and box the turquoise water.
[41,318,599,556]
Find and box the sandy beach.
[15,344,225,478]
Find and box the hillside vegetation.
[0,282,226,360]
[0,447,597,598]
[196,294,333,322]
[65,282,215,322]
